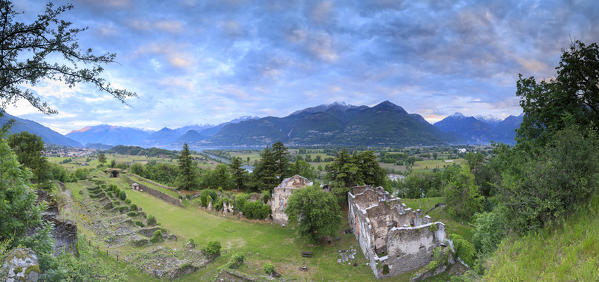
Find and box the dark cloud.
[7,0,599,132]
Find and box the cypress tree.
[177,143,195,190]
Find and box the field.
[56,152,474,281]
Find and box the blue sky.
[6,0,599,134]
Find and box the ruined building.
[348,186,447,278]
[270,175,312,225]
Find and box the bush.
[134,221,144,227]
[234,193,249,212]
[472,207,509,256]
[118,206,129,213]
[264,263,275,275]
[202,241,221,258]
[119,191,127,201]
[199,189,218,207]
[125,199,131,204]
[185,239,196,249]
[242,201,271,219]
[147,215,156,226]
[130,204,137,211]
[449,234,475,266]
[444,166,484,220]
[261,190,271,204]
[228,253,244,269]
[150,230,163,243]
[109,184,117,191]
[126,211,137,217]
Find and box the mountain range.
[1,101,523,148]
[0,112,81,147]
[434,112,523,144]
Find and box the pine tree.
[271,142,290,178]
[177,143,195,190]
[253,147,278,190]
[230,157,246,190]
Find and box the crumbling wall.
[270,175,312,225]
[348,186,447,279]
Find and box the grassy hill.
[483,194,599,281]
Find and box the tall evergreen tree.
[98,153,106,165]
[230,157,246,190]
[271,142,290,178]
[177,143,195,190]
[253,147,278,191]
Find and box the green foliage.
[185,239,195,248]
[130,204,137,210]
[449,234,475,266]
[264,263,275,275]
[107,145,177,157]
[0,137,43,247]
[327,150,386,203]
[126,211,137,217]
[290,158,315,179]
[471,206,509,257]
[7,132,50,184]
[199,189,218,208]
[260,190,271,204]
[228,253,245,269]
[229,156,247,190]
[201,164,234,190]
[98,153,106,165]
[500,126,599,233]
[234,193,249,211]
[176,143,197,190]
[131,161,180,186]
[202,241,221,258]
[517,41,599,145]
[134,221,144,227]
[73,168,89,180]
[241,201,271,219]
[119,190,126,201]
[285,185,342,242]
[146,215,156,226]
[150,230,163,243]
[252,146,279,190]
[444,165,484,220]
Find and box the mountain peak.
[450,112,465,118]
[372,100,406,113]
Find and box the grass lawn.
[125,173,180,199]
[484,194,599,281]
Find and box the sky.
[5,0,599,134]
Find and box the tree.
[354,151,385,187]
[7,132,49,184]
[271,142,290,179]
[444,165,484,220]
[253,146,278,190]
[97,153,106,165]
[0,0,135,114]
[176,143,195,190]
[290,158,315,179]
[285,185,342,242]
[229,157,246,190]
[517,41,599,145]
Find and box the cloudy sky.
[5,0,599,134]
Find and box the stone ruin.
[131,182,142,191]
[270,175,313,225]
[348,185,447,279]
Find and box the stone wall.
[124,175,183,207]
[348,186,447,279]
[270,175,312,225]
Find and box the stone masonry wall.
[124,175,183,207]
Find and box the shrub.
[199,189,218,207]
[150,230,163,243]
[126,211,137,217]
[449,234,475,266]
[234,193,249,212]
[109,184,117,191]
[130,204,137,211]
[444,165,484,220]
[185,239,196,249]
[228,253,244,269]
[242,201,271,219]
[202,241,221,258]
[264,263,275,275]
[472,207,509,256]
[134,221,144,227]
[261,190,271,204]
[119,191,127,201]
[125,199,131,204]
[118,206,129,213]
[147,215,156,226]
